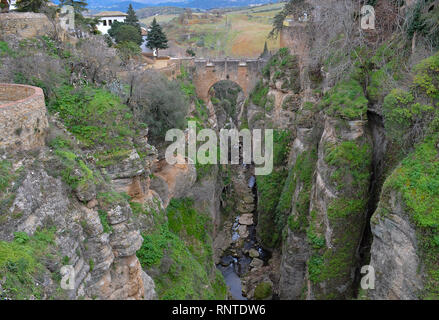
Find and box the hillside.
[65,0,280,12]
[141,3,284,58]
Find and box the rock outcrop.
[368,190,423,300]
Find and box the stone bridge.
[193,58,263,101]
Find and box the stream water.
[216,164,270,300]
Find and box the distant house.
[94,11,128,34]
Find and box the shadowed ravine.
[217,162,271,300]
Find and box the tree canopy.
[146,18,168,55]
[107,5,143,47]
[125,4,140,29]
[108,21,143,46]
[59,0,88,14]
[16,0,48,12]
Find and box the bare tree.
[0,48,68,98]
[71,36,121,85]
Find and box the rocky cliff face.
[245,0,439,300]
[368,190,423,300]
[0,146,155,300]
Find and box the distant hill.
[64,0,281,12]
[161,0,279,10]
[136,6,188,19]
[53,1,146,13]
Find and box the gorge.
[0,0,439,301]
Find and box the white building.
[9,0,17,10]
[94,11,128,35]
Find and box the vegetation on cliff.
[256,129,292,248]
[136,198,227,299]
[372,51,439,299]
[0,228,59,299]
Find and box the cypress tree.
[146,18,168,56]
[59,0,88,14]
[125,4,140,28]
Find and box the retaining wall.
[0,83,49,151]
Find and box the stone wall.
[0,12,54,41]
[193,59,262,101]
[0,84,49,151]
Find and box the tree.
[1,0,10,13]
[260,41,270,59]
[73,35,120,84]
[186,48,196,57]
[146,18,168,56]
[269,0,306,38]
[125,4,140,28]
[59,0,87,14]
[108,22,143,46]
[129,70,188,139]
[116,41,141,64]
[16,0,48,12]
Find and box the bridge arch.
[193,58,263,102]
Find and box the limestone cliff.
[245,0,439,300]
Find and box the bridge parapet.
[194,58,263,67]
[193,58,263,101]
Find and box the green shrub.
[251,81,269,107]
[0,41,14,57]
[308,255,324,283]
[306,228,325,249]
[384,135,439,299]
[97,191,129,208]
[257,130,292,247]
[413,52,439,100]
[13,232,30,244]
[137,198,226,300]
[49,86,137,166]
[0,161,13,194]
[325,140,372,191]
[320,79,368,120]
[98,210,113,234]
[131,70,189,139]
[254,282,272,300]
[0,228,56,300]
[284,148,317,233]
[383,89,434,149]
[137,225,170,268]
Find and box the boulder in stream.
[239,214,254,225]
[249,248,260,258]
[238,225,249,238]
[243,195,254,204]
[250,258,264,268]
